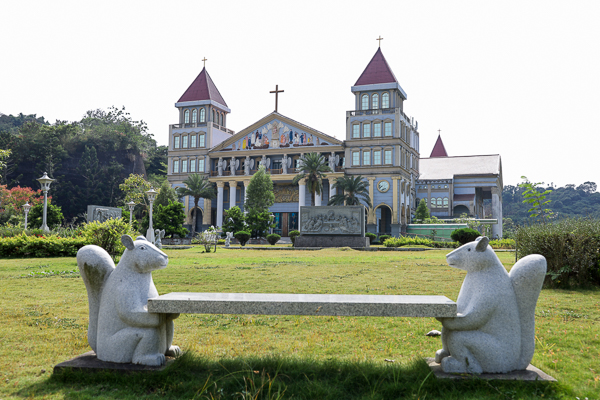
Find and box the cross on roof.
[270,84,284,112]
[438,129,441,135]
[202,57,207,67]
[377,36,383,47]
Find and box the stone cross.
[270,85,284,112]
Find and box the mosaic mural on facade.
[273,185,299,203]
[226,120,330,151]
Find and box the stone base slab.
[295,236,370,248]
[53,351,175,374]
[425,358,556,381]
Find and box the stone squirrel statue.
[435,236,546,374]
[77,235,180,366]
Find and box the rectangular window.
[363,123,370,138]
[199,134,205,147]
[198,158,205,173]
[191,135,197,148]
[373,150,381,164]
[182,136,188,148]
[352,124,360,138]
[384,122,392,137]
[173,160,179,173]
[373,123,381,137]
[190,159,196,172]
[174,136,180,149]
[363,151,370,165]
[352,152,360,165]
[182,159,188,173]
[384,149,392,164]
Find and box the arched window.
[361,94,369,110]
[220,113,224,126]
[437,198,443,207]
[372,93,379,109]
[443,197,449,207]
[199,108,205,122]
[192,109,197,123]
[184,110,190,124]
[212,110,215,122]
[382,92,390,108]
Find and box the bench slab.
[147,292,457,318]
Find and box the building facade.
[166,48,503,237]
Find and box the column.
[298,178,306,219]
[315,191,322,206]
[216,181,224,227]
[367,177,376,224]
[330,180,337,200]
[203,197,211,225]
[229,181,237,209]
[392,176,399,223]
[491,187,502,239]
[243,180,250,210]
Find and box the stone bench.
[147,292,457,318]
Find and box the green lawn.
[0,247,598,399]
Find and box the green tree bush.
[234,231,251,246]
[289,230,300,246]
[378,234,391,243]
[365,232,376,244]
[28,203,64,229]
[383,236,433,248]
[516,218,600,288]
[154,200,188,238]
[222,206,246,236]
[450,228,481,245]
[266,233,281,245]
[413,199,430,223]
[82,218,138,260]
[244,166,275,237]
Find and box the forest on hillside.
[503,181,600,226]
[0,108,167,221]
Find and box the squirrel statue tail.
[509,254,547,370]
[77,245,115,352]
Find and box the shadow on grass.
[20,352,567,400]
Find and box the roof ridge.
[178,67,228,107]
[354,48,398,86]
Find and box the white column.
[243,180,250,210]
[330,184,336,200]
[216,182,224,227]
[315,191,322,206]
[298,178,306,218]
[491,187,502,239]
[229,181,237,209]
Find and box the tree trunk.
[191,197,199,237]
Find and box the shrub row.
[516,218,600,288]
[0,234,88,258]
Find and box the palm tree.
[175,174,216,237]
[327,175,372,208]
[292,152,331,205]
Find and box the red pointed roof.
[354,48,398,86]
[430,135,448,157]
[178,67,228,107]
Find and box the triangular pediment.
[210,112,342,153]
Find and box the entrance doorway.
[272,212,299,237]
[378,206,392,235]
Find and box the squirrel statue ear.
[476,236,489,252]
[136,235,148,242]
[121,235,135,250]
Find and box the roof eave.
[175,100,231,113]
[351,82,407,99]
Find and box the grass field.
[0,247,598,399]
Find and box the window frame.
[190,159,196,173]
[184,110,190,124]
[198,158,205,173]
[198,134,205,147]
[361,94,369,110]
[182,159,188,173]
[352,151,360,166]
[384,149,392,164]
[173,159,180,173]
[373,122,381,137]
[382,92,390,108]
[384,121,392,137]
[199,108,205,123]
[352,124,360,138]
[373,149,381,165]
[372,93,379,109]
[182,135,188,148]
[192,109,197,124]
[363,150,371,166]
[191,135,197,148]
[363,123,371,138]
[174,136,180,149]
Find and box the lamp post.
[127,201,136,225]
[146,188,158,243]
[23,202,31,230]
[36,172,55,233]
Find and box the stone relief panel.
[300,206,365,236]
[87,205,123,223]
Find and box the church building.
[166,47,503,238]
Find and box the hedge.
[0,234,88,258]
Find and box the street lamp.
[127,201,136,225]
[36,172,55,233]
[146,188,158,243]
[23,202,31,230]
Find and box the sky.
[1,0,599,189]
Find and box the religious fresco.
[226,120,331,151]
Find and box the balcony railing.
[347,108,395,117]
[209,165,343,177]
[170,122,235,135]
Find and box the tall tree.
[327,175,372,208]
[414,199,430,223]
[244,165,275,238]
[175,174,216,237]
[292,152,331,205]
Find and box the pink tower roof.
[354,48,398,86]
[430,135,448,157]
[178,67,228,107]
